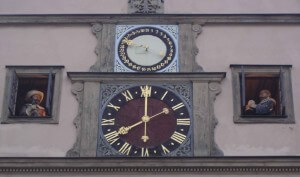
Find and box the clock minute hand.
[146,48,165,57]
[141,85,151,142]
[149,108,169,120]
[141,108,169,142]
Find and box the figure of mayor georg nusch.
[19,90,46,117]
[245,89,276,115]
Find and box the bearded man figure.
[19,90,46,117]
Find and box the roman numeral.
[140,85,152,97]
[172,102,184,111]
[119,142,132,155]
[160,91,168,100]
[161,144,170,154]
[101,118,115,126]
[107,102,120,111]
[176,118,190,126]
[122,90,134,101]
[171,131,186,144]
[141,148,149,157]
[104,131,119,145]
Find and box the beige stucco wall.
[0,24,97,156]
[0,0,300,158]
[0,0,299,14]
[198,24,300,155]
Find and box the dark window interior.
[14,74,54,116]
[240,73,282,116]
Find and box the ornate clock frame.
[97,82,193,157]
[67,72,225,157]
[67,16,223,157]
[89,21,203,73]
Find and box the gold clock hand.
[118,85,151,136]
[118,121,142,135]
[146,48,166,57]
[141,85,151,142]
[117,108,169,135]
[149,108,169,120]
[141,122,149,142]
[123,39,148,50]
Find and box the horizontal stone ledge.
[0,157,299,173]
[0,14,300,24]
[67,72,226,82]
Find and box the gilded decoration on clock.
[115,25,179,72]
[97,83,193,157]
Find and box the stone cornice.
[67,72,226,82]
[0,157,299,173]
[0,14,299,24]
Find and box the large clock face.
[100,85,191,157]
[116,26,177,72]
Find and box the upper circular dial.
[100,85,191,157]
[127,35,167,66]
[117,26,176,72]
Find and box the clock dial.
[117,26,176,72]
[100,85,191,157]
[127,35,167,66]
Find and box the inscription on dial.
[161,144,170,154]
[141,148,150,157]
[101,118,115,126]
[119,142,132,155]
[172,102,185,111]
[107,103,120,111]
[171,131,186,144]
[122,90,134,101]
[104,131,119,145]
[176,118,191,126]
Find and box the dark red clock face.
[100,85,191,157]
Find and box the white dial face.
[127,35,167,66]
[117,26,177,72]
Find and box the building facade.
[0,0,300,176]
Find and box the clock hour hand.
[123,39,149,50]
[117,108,169,135]
[118,121,143,135]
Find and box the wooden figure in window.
[19,90,46,117]
[245,89,276,115]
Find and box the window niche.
[1,66,64,124]
[230,65,294,123]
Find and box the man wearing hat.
[245,89,277,115]
[19,90,46,117]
